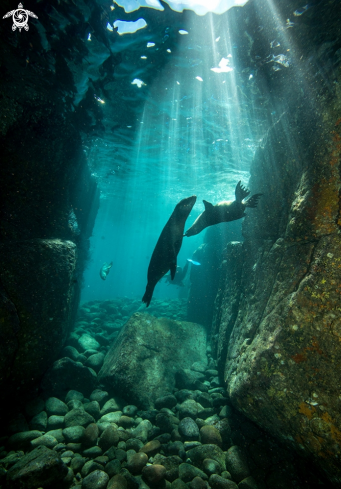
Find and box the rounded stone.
[83,423,99,447]
[188,476,208,489]
[30,434,58,449]
[82,469,109,489]
[225,446,250,483]
[179,463,207,483]
[126,438,144,452]
[90,389,109,407]
[71,456,86,473]
[126,452,148,474]
[139,440,161,457]
[63,426,85,443]
[46,397,68,416]
[101,399,123,416]
[98,425,120,451]
[81,460,103,478]
[65,390,84,403]
[209,474,238,489]
[107,474,128,489]
[178,400,203,419]
[84,401,101,420]
[47,415,64,430]
[155,395,177,410]
[178,417,200,441]
[62,345,80,361]
[123,405,138,416]
[30,411,47,431]
[118,415,135,429]
[64,409,94,428]
[203,458,221,476]
[171,479,187,489]
[200,426,222,448]
[238,476,258,489]
[78,333,100,352]
[85,353,105,371]
[83,446,103,458]
[142,464,167,485]
[105,459,121,478]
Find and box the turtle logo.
[3,3,38,32]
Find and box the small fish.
[187,259,201,266]
[100,262,113,280]
[294,4,310,16]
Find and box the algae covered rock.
[6,445,67,488]
[98,313,207,408]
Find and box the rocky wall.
[213,60,341,487]
[0,23,99,404]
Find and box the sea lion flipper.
[170,261,177,280]
[235,181,250,202]
[203,200,214,212]
[245,193,263,208]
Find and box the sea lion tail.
[235,181,251,203]
[142,284,155,307]
[244,193,263,208]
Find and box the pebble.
[84,401,101,420]
[62,345,80,361]
[105,459,122,478]
[126,452,148,474]
[47,415,64,430]
[171,479,187,489]
[30,411,47,431]
[142,464,167,485]
[107,473,128,489]
[209,474,238,488]
[8,431,43,450]
[98,425,120,451]
[178,417,200,441]
[90,389,109,407]
[179,463,208,482]
[129,419,152,442]
[64,408,94,428]
[82,469,109,489]
[99,412,122,424]
[85,353,105,371]
[123,405,138,416]
[78,333,100,352]
[238,476,258,489]
[139,440,161,457]
[62,426,85,443]
[83,446,103,458]
[178,400,204,419]
[155,395,177,410]
[188,476,208,489]
[225,446,250,483]
[81,460,104,477]
[119,415,135,428]
[187,445,226,471]
[45,429,64,443]
[71,455,86,472]
[202,458,221,476]
[30,434,58,449]
[45,397,68,416]
[83,423,99,447]
[126,438,144,452]
[200,426,222,447]
[67,399,83,410]
[65,390,84,404]
[101,398,123,415]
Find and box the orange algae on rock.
[299,402,316,419]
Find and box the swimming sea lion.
[100,262,113,280]
[184,181,262,238]
[142,195,197,307]
[164,261,189,287]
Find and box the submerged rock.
[41,357,97,397]
[6,445,67,488]
[98,313,207,409]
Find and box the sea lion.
[100,262,113,280]
[184,181,262,237]
[142,195,197,307]
[164,261,189,287]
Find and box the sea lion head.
[175,195,197,218]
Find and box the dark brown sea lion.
[184,181,262,238]
[142,196,197,307]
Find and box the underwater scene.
[0,0,341,488]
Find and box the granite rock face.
[98,313,207,408]
[213,73,341,483]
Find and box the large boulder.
[6,445,67,488]
[98,313,207,408]
[0,239,77,397]
[213,61,341,484]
